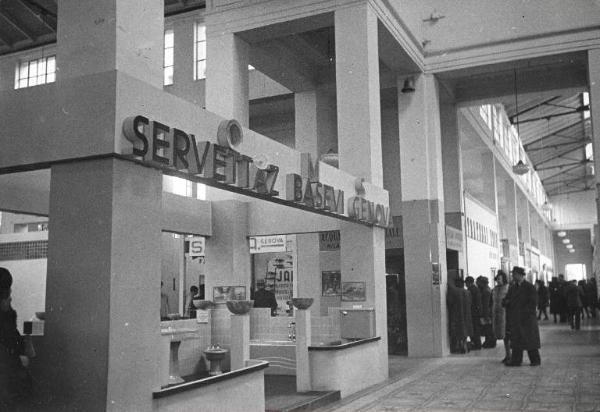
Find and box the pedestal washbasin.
[226,300,253,315]
[204,345,228,375]
[160,327,198,385]
[292,298,314,310]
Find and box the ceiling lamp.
[542,201,551,211]
[562,239,570,244]
[512,160,530,175]
[569,249,575,253]
[557,231,567,237]
[566,244,573,249]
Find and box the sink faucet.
[288,321,296,341]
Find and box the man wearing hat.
[504,266,541,366]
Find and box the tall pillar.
[335,3,388,380]
[587,49,600,277]
[57,0,163,87]
[295,88,336,158]
[441,98,464,230]
[205,201,251,299]
[45,159,163,410]
[503,179,519,268]
[398,74,448,357]
[205,30,250,126]
[335,3,382,186]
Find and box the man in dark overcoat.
[505,266,541,366]
[465,276,482,350]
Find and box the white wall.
[551,191,597,229]
[0,231,48,332]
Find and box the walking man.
[505,266,541,366]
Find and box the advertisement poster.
[322,271,341,296]
[341,282,366,301]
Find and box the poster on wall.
[213,286,246,303]
[267,254,294,312]
[341,282,366,301]
[319,231,340,251]
[321,271,341,296]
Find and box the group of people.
[448,266,541,366]
[548,275,598,330]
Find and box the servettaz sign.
[122,116,391,228]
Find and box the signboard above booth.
[122,115,391,228]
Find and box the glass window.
[14,55,56,89]
[164,29,174,86]
[193,23,206,80]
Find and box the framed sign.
[213,286,246,303]
[322,271,341,296]
[341,282,366,301]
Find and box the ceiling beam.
[527,139,591,153]
[19,0,55,31]
[542,162,584,183]
[509,96,560,124]
[513,105,588,125]
[524,118,589,149]
[534,141,588,168]
[535,159,591,171]
[0,10,36,41]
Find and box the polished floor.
[316,316,600,412]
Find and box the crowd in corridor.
[447,267,599,365]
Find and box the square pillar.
[335,3,382,186]
[295,309,311,392]
[205,31,250,126]
[230,314,250,371]
[57,0,163,87]
[295,88,338,158]
[398,74,448,357]
[205,201,251,299]
[43,159,163,411]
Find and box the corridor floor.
[317,317,600,412]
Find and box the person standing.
[465,276,482,350]
[549,276,561,323]
[492,270,510,363]
[479,276,495,348]
[536,280,549,321]
[253,280,278,316]
[565,279,583,330]
[505,266,541,367]
[447,273,467,354]
[0,267,33,408]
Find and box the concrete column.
[339,223,388,377]
[334,3,388,382]
[205,201,251,300]
[441,98,464,231]
[398,74,448,357]
[295,309,311,392]
[503,179,519,267]
[335,3,382,186]
[57,0,163,87]
[44,159,162,411]
[205,30,250,126]
[481,152,497,212]
[587,50,600,269]
[230,314,250,371]
[295,88,338,159]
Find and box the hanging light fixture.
[401,77,415,93]
[542,200,551,211]
[562,238,570,244]
[566,244,573,249]
[511,68,530,175]
[569,249,575,253]
[557,231,567,237]
[513,160,530,175]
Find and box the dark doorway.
[386,249,407,355]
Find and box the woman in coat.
[504,266,541,366]
[492,270,509,362]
